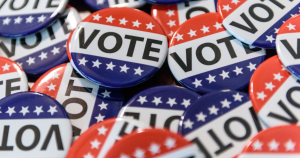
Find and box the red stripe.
[278,14,300,35]
[217,0,247,20]
[0,57,22,75]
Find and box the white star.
[26,57,35,65]
[265,82,275,91]
[233,66,243,75]
[291,13,297,17]
[119,18,128,25]
[17,62,22,67]
[285,140,296,151]
[168,31,174,37]
[3,17,11,25]
[98,126,108,135]
[98,101,108,110]
[187,29,197,37]
[6,107,15,116]
[119,154,129,158]
[52,72,59,79]
[134,148,145,158]
[221,98,231,108]
[223,5,232,12]
[120,64,130,73]
[233,92,243,102]
[214,22,223,30]
[92,59,102,68]
[257,91,267,101]
[220,70,230,79]
[134,67,144,76]
[166,98,177,107]
[274,28,279,34]
[181,99,191,108]
[51,47,60,55]
[33,106,44,116]
[184,119,194,129]
[132,20,141,27]
[26,16,34,23]
[152,97,162,106]
[101,90,111,98]
[90,139,101,149]
[231,0,240,4]
[106,15,115,23]
[48,106,58,115]
[146,22,155,30]
[83,153,94,158]
[167,20,176,27]
[149,143,160,155]
[208,105,219,115]
[38,15,46,22]
[201,25,210,34]
[97,0,105,4]
[137,96,148,105]
[175,33,183,41]
[287,23,296,30]
[268,140,280,151]
[247,62,256,71]
[106,62,116,70]
[274,73,283,81]
[39,52,48,60]
[166,9,175,17]
[252,140,263,151]
[206,74,216,84]
[196,112,207,122]
[192,78,202,88]
[19,106,30,116]
[14,16,22,24]
[2,63,10,71]
[47,83,56,91]
[165,138,176,149]
[266,35,275,43]
[93,14,101,21]
[95,113,105,122]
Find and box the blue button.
[145,0,189,5]
[84,0,146,10]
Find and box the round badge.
[84,0,146,10]
[66,118,149,158]
[277,14,300,79]
[0,0,69,37]
[218,0,300,49]
[238,125,300,158]
[0,92,72,158]
[249,55,300,127]
[168,13,266,94]
[151,0,218,39]
[68,7,168,88]
[145,0,189,5]
[31,63,124,138]
[118,85,201,132]
[179,91,263,158]
[104,128,204,158]
[0,57,28,100]
[0,6,81,76]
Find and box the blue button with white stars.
[118,85,201,132]
[84,0,146,10]
[0,91,72,157]
[145,0,189,5]
[179,91,263,158]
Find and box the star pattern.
[136,95,192,109]
[249,139,299,152]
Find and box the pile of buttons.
[0,0,300,157]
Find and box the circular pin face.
[0,92,72,158]
[249,55,300,127]
[218,0,300,49]
[66,118,149,158]
[0,57,28,100]
[68,7,168,88]
[168,13,266,94]
[145,0,189,5]
[105,128,204,158]
[277,14,300,79]
[238,125,300,158]
[31,63,124,138]
[84,0,146,10]
[179,91,263,158]
[151,0,218,39]
[0,0,69,37]
[118,85,201,132]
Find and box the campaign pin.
[0,0,69,37]
[151,0,217,39]
[0,92,72,158]
[31,63,124,139]
[179,91,263,158]
[67,7,168,88]
[84,0,146,10]
[104,128,204,158]
[0,6,81,76]
[145,0,189,5]
[168,12,266,94]
[66,118,149,158]
[218,0,300,48]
